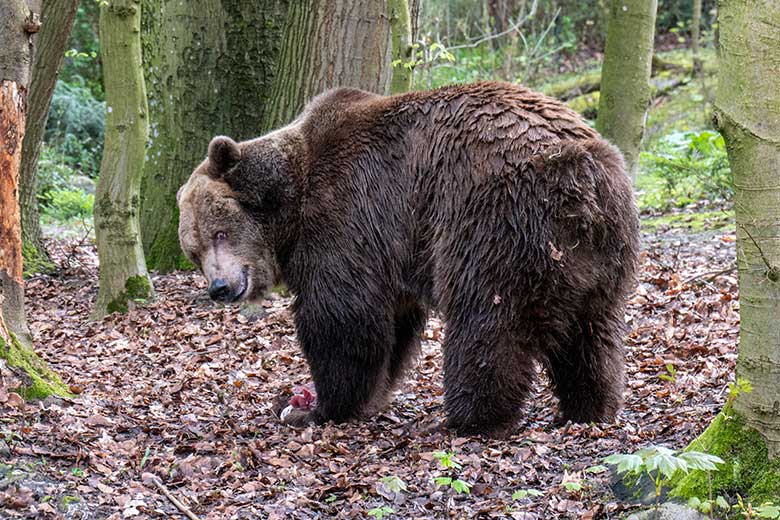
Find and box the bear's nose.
[208,278,231,301]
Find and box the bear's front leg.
[285,300,393,426]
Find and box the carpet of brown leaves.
[1,223,738,519]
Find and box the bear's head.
[177,135,295,304]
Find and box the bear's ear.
[207,136,241,177]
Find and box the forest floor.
[1,209,738,520]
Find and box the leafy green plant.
[639,130,732,211]
[41,189,94,222]
[585,464,609,475]
[726,377,753,410]
[511,488,544,501]
[659,363,678,383]
[687,494,731,517]
[378,475,407,494]
[735,495,780,519]
[432,450,472,495]
[604,446,724,508]
[367,506,395,519]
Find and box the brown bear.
[177,81,639,435]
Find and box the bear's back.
[299,82,601,178]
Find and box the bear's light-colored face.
[177,167,280,304]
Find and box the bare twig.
[149,475,201,520]
[447,0,539,51]
[61,220,93,271]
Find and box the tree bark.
[19,0,79,270]
[263,0,396,131]
[596,0,658,181]
[1,0,36,346]
[670,0,780,504]
[92,0,152,319]
[717,0,780,460]
[1,0,69,399]
[691,0,702,74]
[389,0,413,94]
[139,0,288,273]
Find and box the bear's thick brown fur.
[178,81,639,435]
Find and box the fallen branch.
[146,474,201,520]
[545,56,695,102]
[683,264,737,284]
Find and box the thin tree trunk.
[389,0,413,94]
[596,0,658,181]
[92,0,152,319]
[19,0,79,271]
[671,0,780,504]
[263,0,396,131]
[1,0,69,399]
[139,0,288,273]
[691,0,702,74]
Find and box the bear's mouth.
[229,265,250,302]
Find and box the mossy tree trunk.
[19,0,79,273]
[596,0,658,181]
[92,0,153,319]
[263,0,399,131]
[718,0,780,459]
[1,0,70,399]
[139,0,289,273]
[672,0,780,504]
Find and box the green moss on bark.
[0,333,71,400]
[125,274,151,299]
[22,240,55,277]
[145,214,190,272]
[106,274,152,314]
[670,412,780,504]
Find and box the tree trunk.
[1,0,36,347]
[389,0,413,94]
[139,0,288,273]
[596,0,658,181]
[92,0,152,319]
[263,0,396,131]
[719,0,780,460]
[1,0,69,399]
[19,0,79,272]
[691,0,702,74]
[671,0,780,504]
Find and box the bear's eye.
[215,231,227,241]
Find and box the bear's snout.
[208,278,232,302]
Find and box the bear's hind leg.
[443,320,536,435]
[545,313,625,423]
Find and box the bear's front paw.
[279,406,318,427]
[274,384,319,427]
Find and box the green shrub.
[37,145,80,199]
[638,130,732,211]
[41,189,94,222]
[44,80,105,178]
